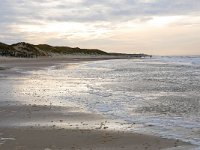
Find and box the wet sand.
[0,104,190,150]
[0,127,189,150]
[0,56,194,150]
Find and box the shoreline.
[0,55,131,73]
[0,56,196,149]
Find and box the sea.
[8,56,200,147]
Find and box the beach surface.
[0,56,194,150]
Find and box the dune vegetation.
[0,42,151,58]
[0,42,108,58]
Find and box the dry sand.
[0,56,194,150]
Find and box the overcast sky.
[0,0,200,55]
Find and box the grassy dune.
[0,42,108,58]
[0,42,151,58]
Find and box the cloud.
[1,0,199,24]
[0,0,200,55]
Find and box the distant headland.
[0,42,151,58]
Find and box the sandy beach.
[0,56,194,150]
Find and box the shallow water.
[1,56,200,146]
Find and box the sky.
[0,0,200,55]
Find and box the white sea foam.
[47,56,199,146]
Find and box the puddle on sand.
[0,136,16,145]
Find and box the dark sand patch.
[0,127,190,150]
[0,67,7,70]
